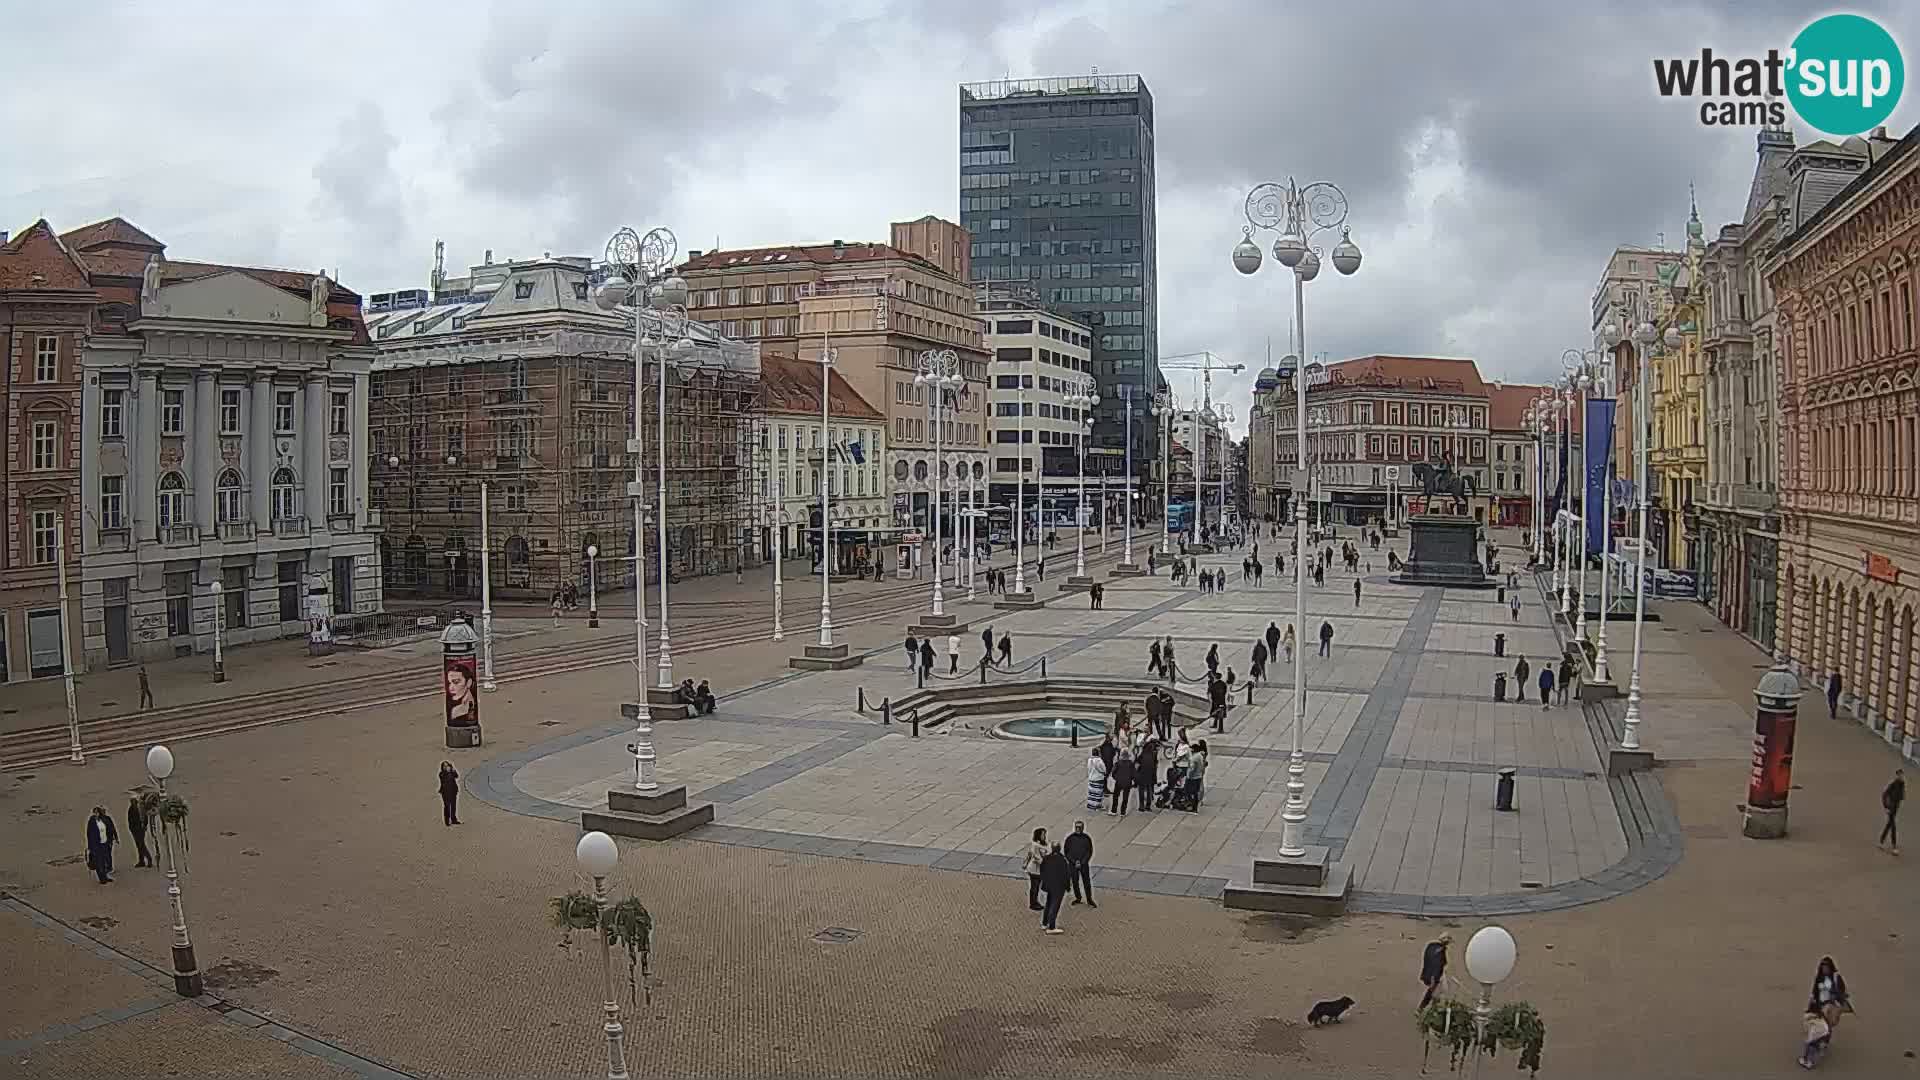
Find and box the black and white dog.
[1307,996,1355,1026]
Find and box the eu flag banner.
[1585,398,1616,555]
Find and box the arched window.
[215,469,244,524]
[270,467,298,522]
[157,472,187,527]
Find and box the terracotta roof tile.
[1486,382,1582,433]
[58,216,165,254]
[1321,355,1490,395]
[0,220,94,292]
[759,352,883,421]
[681,242,936,275]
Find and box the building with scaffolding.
[363,248,762,603]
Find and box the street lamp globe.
[1602,321,1623,348]
[656,275,690,309]
[386,454,399,468]
[593,276,630,312]
[146,744,175,781]
[1330,227,1362,275]
[1633,320,1657,346]
[1296,247,1322,282]
[587,544,598,559]
[575,830,619,878]
[211,581,222,595]
[1465,925,1517,986]
[1663,326,1683,350]
[1272,228,1307,268]
[1232,230,1263,275]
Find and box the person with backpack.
[1538,663,1556,710]
[1318,620,1334,657]
[1513,656,1531,704]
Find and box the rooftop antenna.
[430,239,445,300]
[1656,230,1666,250]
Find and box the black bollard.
[1071,724,1079,748]
[1041,657,1048,679]
[917,666,925,689]
[911,711,920,738]
[881,697,891,725]
[1495,767,1517,812]
[1245,683,1254,706]
[858,687,867,713]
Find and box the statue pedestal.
[1390,514,1492,589]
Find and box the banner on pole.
[1585,398,1616,555]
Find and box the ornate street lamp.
[1064,375,1100,579]
[914,350,962,617]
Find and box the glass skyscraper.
[958,75,1159,471]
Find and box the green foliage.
[547,891,654,1006]
[1417,996,1547,1076]
[134,787,191,871]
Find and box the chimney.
[687,249,702,259]
[0,230,8,245]
[483,249,493,265]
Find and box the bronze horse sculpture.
[1411,461,1471,514]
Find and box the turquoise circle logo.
[1786,14,1904,136]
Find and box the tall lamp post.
[1120,384,1137,568]
[144,744,202,997]
[1152,389,1174,555]
[1562,351,1596,638]
[766,507,786,640]
[1593,323,1624,683]
[574,831,630,1080]
[1013,358,1029,596]
[915,349,961,617]
[1235,175,1364,860]
[816,348,837,644]
[585,545,600,628]
[1621,318,1659,752]
[1066,375,1099,579]
[594,224,688,789]
[55,516,81,762]
[1214,402,1236,536]
[208,581,226,682]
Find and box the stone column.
[193,373,217,534]
[1868,600,1889,730]
[1850,596,1869,720]
[135,371,160,539]
[303,373,327,531]
[250,372,274,528]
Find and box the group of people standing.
[84,798,157,884]
[1084,702,1207,818]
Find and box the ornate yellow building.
[1649,196,1709,570]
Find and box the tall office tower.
[959,75,1158,476]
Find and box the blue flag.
[1585,398,1615,555]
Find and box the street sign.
[1386,465,1400,481]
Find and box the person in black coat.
[904,634,918,670]
[1039,843,1072,932]
[86,806,118,883]
[1251,640,1268,683]
[1148,639,1163,677]
[127,795,152,868]
[1109,752,1136,816]
[1096,734,1118,776]
[1318,620,1334,657]
[1207,673,1229,728]
[919,639,935,679]
[982,626,994,660]
[1064,821,1097,906]
[997,632,1013,666]
[1265,621,1282,659]
[1135,733,1160,815]
[1205,643,1220,675]
[1419,932,1451,1009]
[439,761,461,826]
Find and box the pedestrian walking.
[1828,672,1843,718]
[1419,932,1451,1010]
[1251,640,1268,683]
[1024,828,1049,911]
[1110,749,1136,816]
[1039,843,1071,933]
[138,665,155,710]
[126,795,152,868]
[1318,620,1334,658]
[85,806,117,884]
[919,639,935,680]
[1086,745,1109,812]
[1538,664,1556,710]
[551,594,563,627]
[1037,556,1046,583]
[1283,624,1295,663]
[905,633,919,671]
[1148,638,1163,677]
[997,632,1013,666]
[1205,643,1220,676]
[1880,768,1905,854]
[1065,822,1096,906]
[982,626,994,660]
[947,633,961,675]
[439,761,461,825]
[1557,655,1575,704]
[1514,656,1531,703]
[1511,595,1521,621]
[1354,577,1362,607]
[1265,621,1282,658]
[1208,673,1229,732]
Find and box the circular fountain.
[992,716,1109,742]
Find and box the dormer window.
[513,280,535,300]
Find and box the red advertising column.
[1743,662,1802,839]
[441,618,482,749]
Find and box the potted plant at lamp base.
[1418,996,1546,1076]
[549,891,655,1008]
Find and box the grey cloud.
[312,102,406,240]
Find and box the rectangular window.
[162,390,184,434]
[220,389,243,434]
[31,420,57,470]
[99,476,125,529]
[330,391,351,434]
[30,510,58,564]
[100,389,125,439]
[768,285,787,303]
[34,335,58,382]
[748,286,763,304]
[275,390,296,433]
[329,468,349,516]
[165,571,192,637]
[726,288,743,305]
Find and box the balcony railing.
[162,524,199,546]
[273,515,309,538]
[219,521,254,542]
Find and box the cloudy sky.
[6,1,1915,434]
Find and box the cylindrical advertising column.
[441,618,482,749]
[1743,662,1802,839]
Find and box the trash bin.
[1495,767,1517,812]
[1494,672,1507,702]
[1494,632,1506,657]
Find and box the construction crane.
[1156,351,1245,546]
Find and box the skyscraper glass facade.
[958,75,1159,470]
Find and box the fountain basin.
[992,716,1109,742]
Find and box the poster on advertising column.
[1748,708,1795,810]
[444,652,480,728]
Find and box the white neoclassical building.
[68,220,381,668]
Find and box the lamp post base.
[993,591,1047,611]
[1741,804,1789,839]
[1109,562,1147,578]
[170,944,203,998]
[1058,575,1096,593]
[1222,847,1351,916]
[444,725,482,749]
[584,786,715,842]
[588,610,599,628]
[1607,746,1655,776]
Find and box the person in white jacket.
[947,633,961,675]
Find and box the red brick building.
[1771,127,1920,762]
[0,222,93,681]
